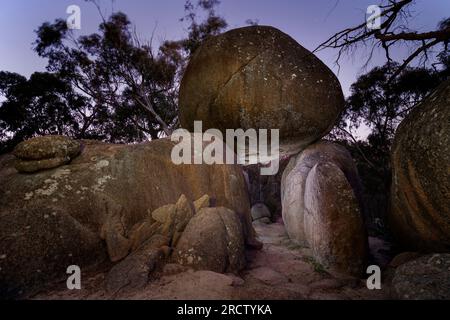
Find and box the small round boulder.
[179,26,344,150]
[13,135,82,173]
[251,203,271,221]
[13,135,81,160]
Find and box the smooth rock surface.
[173,207,246,273]
[390,80,450,252]
[304,162,367,277]
[281,141,364,246]
[179,26,345,154]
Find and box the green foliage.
[0,71,85,153]
[303,256,328,275]
[33,11,179,139]
[343,63,443,144]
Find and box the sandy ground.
[32,219,391,300]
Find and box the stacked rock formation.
[179,26,366,277]
[0,25,378,299]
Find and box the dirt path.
[33,220,391,300]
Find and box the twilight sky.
[0,0,449,97]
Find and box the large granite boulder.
[179,26,344,154]
[172,207,246,273]
[0,138,255,298]
[105,193,246,295]
[281,141,364,246]
[390,80,450,252]
[304,162,367,277]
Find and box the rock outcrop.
[281,141,364,246]
[0,138,255,298]
[390,80,450,252]
[392,254,450,300]
[105,193,247,294]
[304,162,367,277]
[179,26,345,154]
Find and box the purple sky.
[0,0,449,97]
